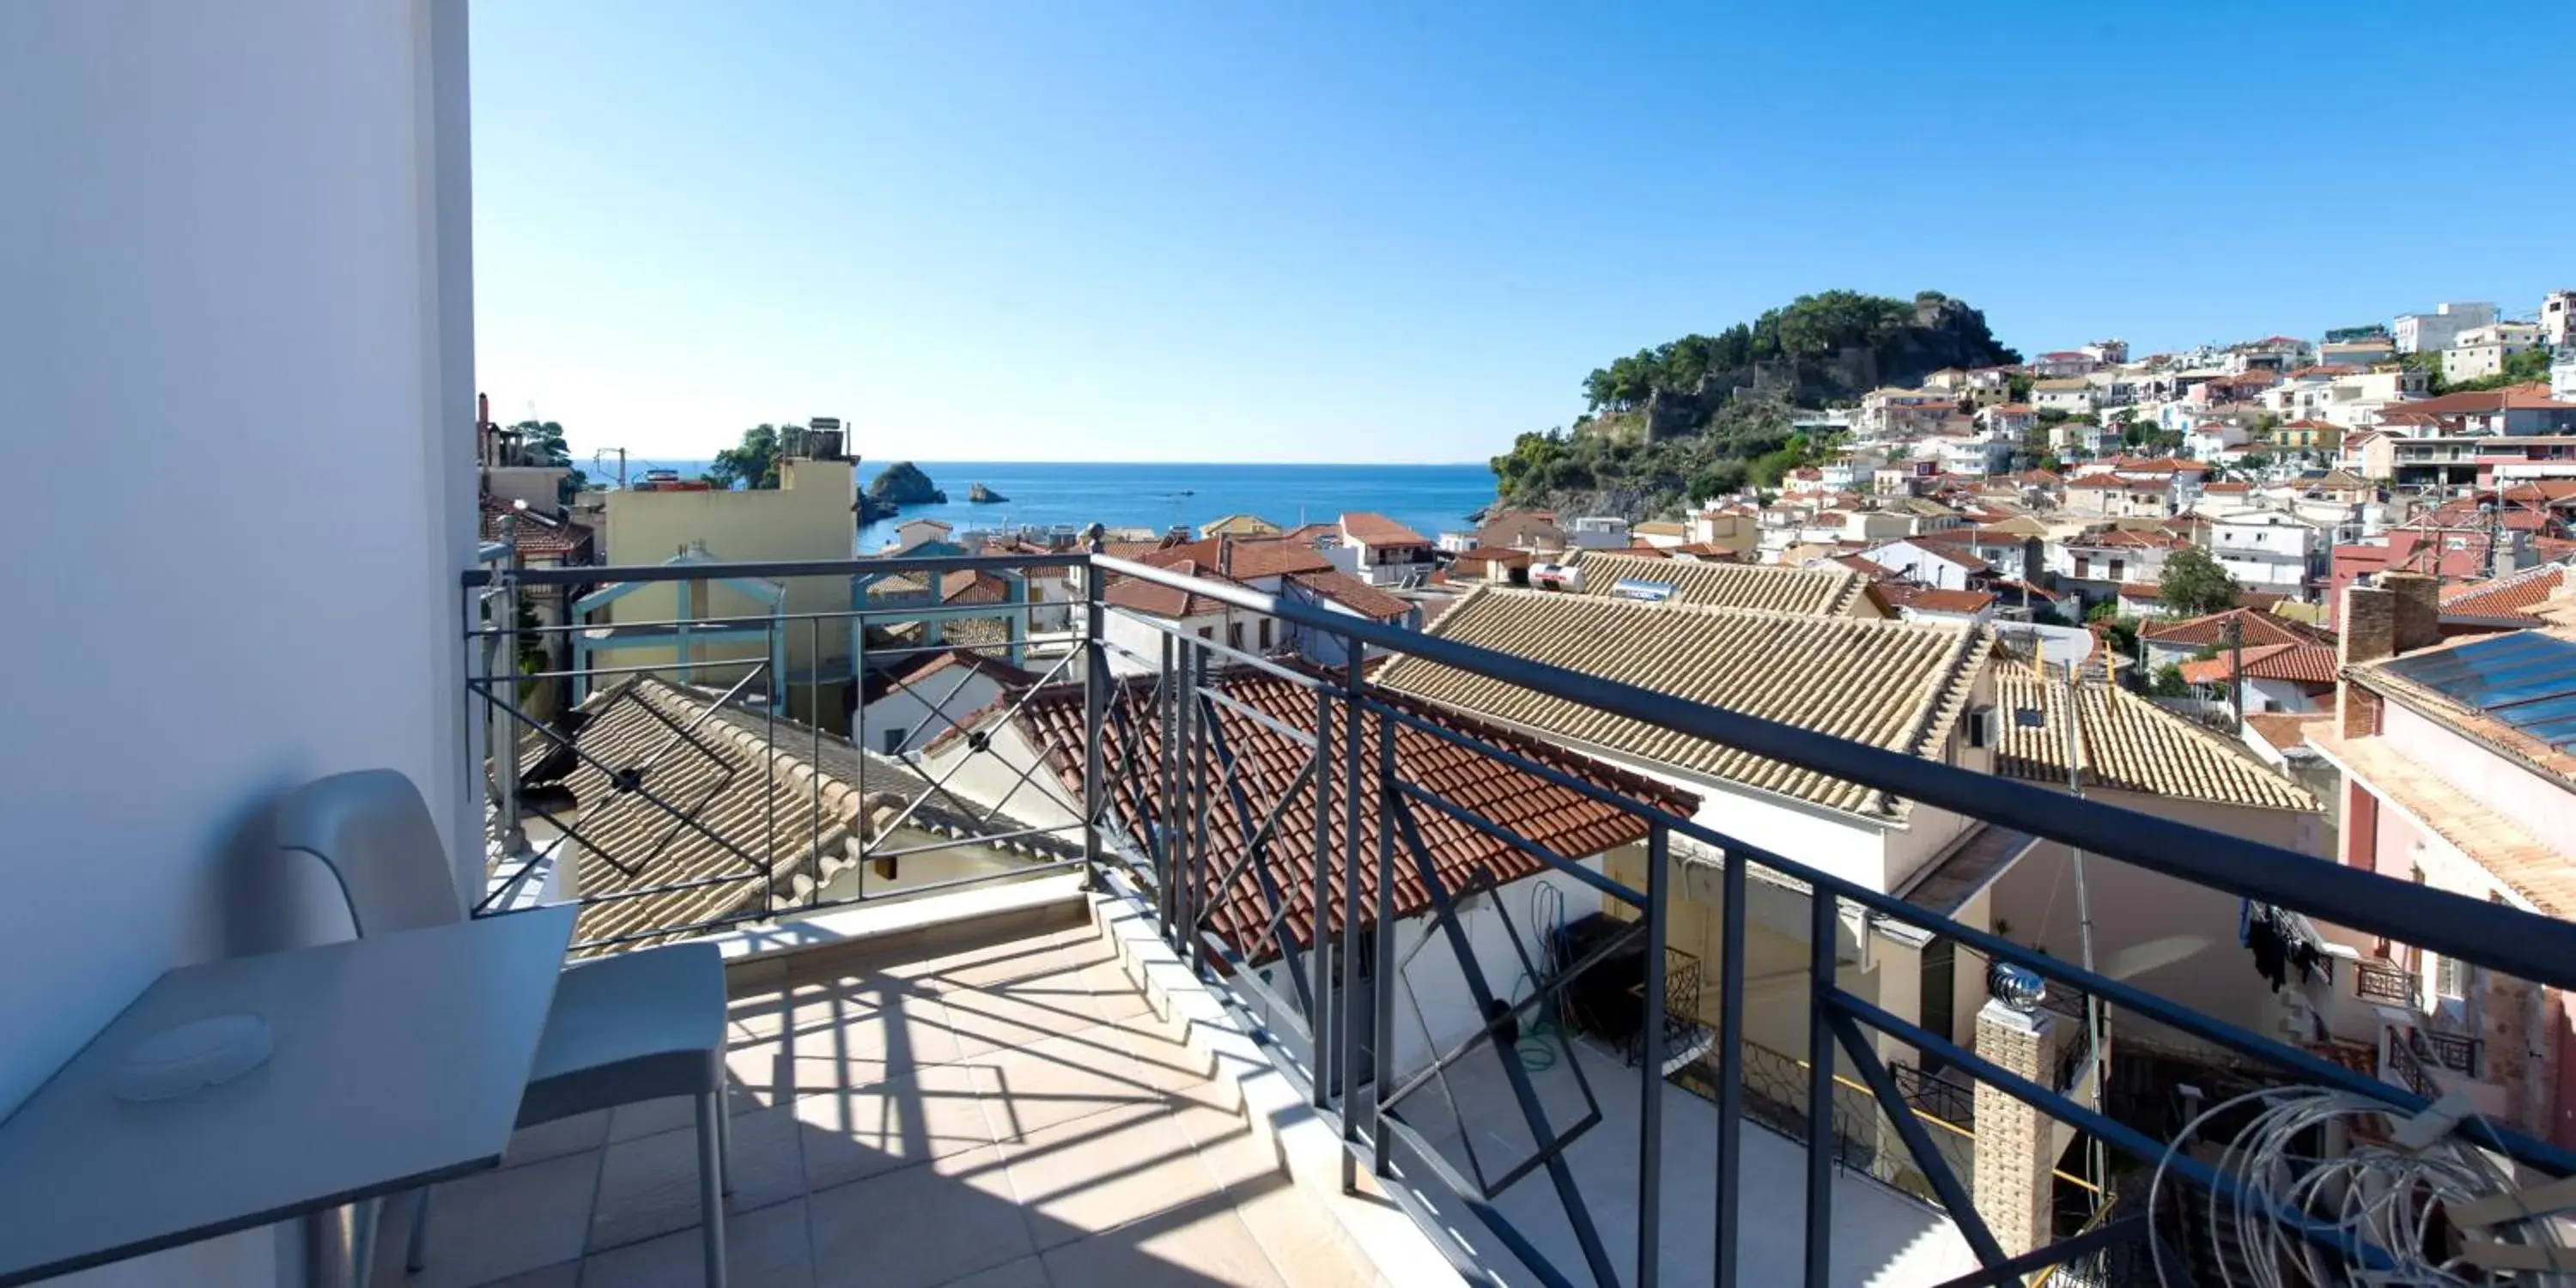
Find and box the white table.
[0,905,577,1286]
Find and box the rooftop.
[1338,512,1430,547]
[1992,666,2315,811]
[1574,551,1883,617]
[1377,587,1988,818]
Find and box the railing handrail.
[465,548,2576,998]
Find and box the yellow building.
[574,453,858,725]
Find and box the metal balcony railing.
[459,543,2576,1288]
[2354,958,2419,1005]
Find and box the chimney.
[2339,581,2398,739]
[1217,535,1234,577]
[2384,571,2440,655]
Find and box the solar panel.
[2383,633,2576,751]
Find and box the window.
[882,727,905,756]
[1259,618,1273,650]
[2108,558,2126,581]
[1228,622,1243,650]
[2435,953,2469,1001]
[2075,556,2091,579]
[1196,626,1213,641]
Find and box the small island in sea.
[856,460,945,522]
[968,482,1007,504]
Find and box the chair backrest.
[275,769,466,936]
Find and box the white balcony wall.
[2,2,477,1283]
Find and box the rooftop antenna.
[592,447,629,490]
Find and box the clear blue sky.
[471,2,2573,465]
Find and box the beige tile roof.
[2309,723,2575,914]
[529,677,1070,953]
[1574,552,1880,617]
[1990,666,2314,811]
[1376,587,1991,818]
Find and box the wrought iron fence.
[2385,1030,2437,1098]
[2417,1028,2482,1078]
[459,544,2576,1288]
[2354,958,2419,1005]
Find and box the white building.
[2442,322,2543,384]
[2393,301,2498,355]
[2032,379,2094,416]
[2543,289,2576,349]
[2208,510,2324,599]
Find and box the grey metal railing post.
[1310,683,1335,1115]
[1081,539,1107,886]
[491,526,525,857]
[1177,635,1204,977]
[1714,846,1747,1288]
[1157,629,1179,949]
[1637,823,1669,1288]
[1370,693,1398,1182]
[1338,642,1365,1186]
[1805,890,1838,1288]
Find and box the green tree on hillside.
[2159,546,2240,617]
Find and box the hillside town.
[434,289,2576,1283]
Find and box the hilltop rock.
[856,461,945,522]
[968,482,1007,504]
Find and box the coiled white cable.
[2148,1085,2569,1286]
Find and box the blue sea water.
[600,459,1501,550]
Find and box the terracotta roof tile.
[480,495,593,561]
[2142,607,2332,649]
[2440,563,2573,622]
[1286,569,1413,622]
[1013,670,1692,957]
[1341,512,1431,547]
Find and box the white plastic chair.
[275,769,731,1287]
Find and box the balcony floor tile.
[401,913,1381,1288]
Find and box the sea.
[602,459,1500,550]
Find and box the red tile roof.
[1287,569,1413,622]
[1103,559,1244,619]
[1016,670,1694,956]
[2178,642,2339,686]
[1340,512,1430,547]
[1140,537,1334,580]
[479,495,593,561]
[887,647,1039,692]
[2441,563,2573,621]
[1906,589,1996,615]
[2142,607,2331,649]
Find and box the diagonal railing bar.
[1387,791,1620,1288]
[1829,990,2403,1274]
[471,675,781,883]
[1926,1216,2148,1288]
[862,671,1080,844]
[883,651,1032,755]
[1385,777,1622,904]
[1820,1007,2011,1271]
[1374,895,1649,1121]
[1370,1113,1585,1288]
[1199,683,1321,748]
[1195,697,1318,1021]
[1181,747,1322,987]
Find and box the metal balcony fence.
[460,543,2576,1288]
[2353,958,2419,1006]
